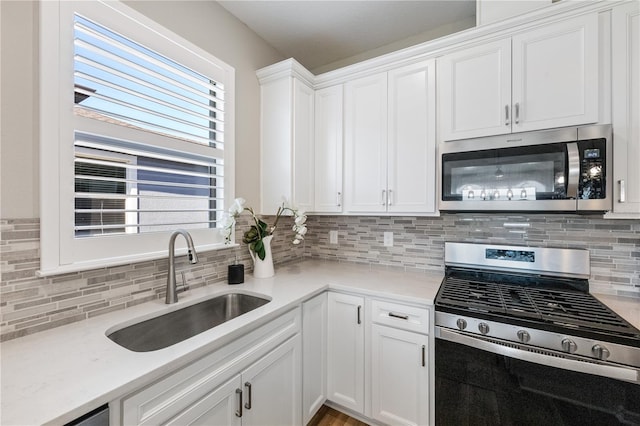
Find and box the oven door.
[435,327,640,426]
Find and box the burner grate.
[437,274,640,338]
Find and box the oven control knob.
[456,319,467,330]
[561,338,577,353]
[478,322,490,335]
[592,344,610,360]
[517,330,530,343]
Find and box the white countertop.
[2,259,639,426]
[0,259,443,426]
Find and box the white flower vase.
[249,235,275,278]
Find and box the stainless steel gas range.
[434,242,640,426]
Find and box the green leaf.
[254,239,266,260]
[257,219,268,235]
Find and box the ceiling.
[217,1,477,73]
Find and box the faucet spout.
[166,230,198,304]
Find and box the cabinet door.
[165,376,242,426]
[260,76,293,214]
[611,2,640,215]
[302,293,328,424]
[293,79,315,212]
[260,77,314,214]
[344,73,388,213]
[387,59,437,214]
[327,292,365,413]
[314,85,344,213]
[437,38,512,141]
[241,335,302,426]
[370,325,429,426]
[512,13,599,132]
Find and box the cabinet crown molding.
[257,58,316,87]
[258,0,626,90]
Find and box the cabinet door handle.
[619,180,626,203]
[244,382,252,410]
[235,388,243,417]
[388,312,409,320]
[421,345,426,367]
[388,189,393,206]
[337,192,342,207]
[514,102,520,124]
[357,305,362,325]
[505,104,510,126]
[381,189,386,206]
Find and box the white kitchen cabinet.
[370,300,430,426]
[326,293,433,424]
[370,325,429,426]
[438,13,598,141]
[387,60,437,214]
[344,72,388,213]
[302,292,328,424]
[241,335,302,426]
[327,292,365,412]
[118,309,301,426]
[314,85,344,213]
[609,2,640,217]
[259,60,315,214]
[344,60,437,214]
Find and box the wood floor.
[307,405,369,426]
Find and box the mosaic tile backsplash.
[2,213,639,341]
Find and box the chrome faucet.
[166,230,199,304]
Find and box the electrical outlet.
[383,232,393,247]
[329,230,338,244]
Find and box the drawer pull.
[244,381,252,410]
[235,388,243,418]
[388,312,409,320]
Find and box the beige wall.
[0,0,284,219]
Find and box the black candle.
[228,264,244,284]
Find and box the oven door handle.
[436,327,639,384]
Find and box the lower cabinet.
[116,309,301,426]
[371,325,429,426]
[327,292,365,413]
[239,335,301,425]
[326,292,432,425]
[166,336,301,426]
[302,292,328,424]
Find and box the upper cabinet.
[344,60,437,214]
[314,85,344,213]
[438,13,599,141]
[258,60,315,214]
[609,1,640,217]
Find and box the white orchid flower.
[295,215,307,225]
[228,198,246,216]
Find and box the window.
[40,0,235,274]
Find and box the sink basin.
[107,293,270,352]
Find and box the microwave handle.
[566,142,580,199]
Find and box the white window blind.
[73,14,225,148]
[39,0,235,275]
[74,133,224,236]
[72,13,225,237]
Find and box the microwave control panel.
[578,139,606,200]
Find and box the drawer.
[370,299,429,334]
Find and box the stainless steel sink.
[107,293,270,352]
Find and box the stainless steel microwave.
[439,124,612,212]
